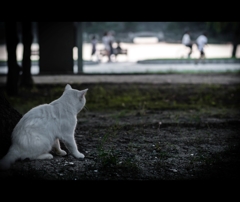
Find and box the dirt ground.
[1,111,239,180]
[0,74,240,180]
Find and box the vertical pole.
[77,22,83,73]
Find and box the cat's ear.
[79,89,88,98]
[65,84,72,91]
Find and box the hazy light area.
[1,41,240,75]
[133,37,159,43]
[80,42,240,63]
[0,42,240,63]
[0,43,40,61]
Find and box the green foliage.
[96,126,119,167]
[206,22,240,44]
[4,83,240,115]
[85,22,123,34]
[207,22,240,33]
[84,22,207,35]
[97,147,118,167]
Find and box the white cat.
[0,84,87,170]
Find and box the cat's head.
[63,84,88,113]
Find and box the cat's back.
[14,104,58,130]
[24,103,54,118]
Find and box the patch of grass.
[3,84,65,114]
[2,83,240,114]
[144,69,240,74]
[138,57,240,61]
[110,109,130,119]
[118,157,139,171]
[188,152,222,167]
[157,151,170,160]
[97,147,119,167]
[97,132,139,171]
[96,125,120,167]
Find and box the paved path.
[1,61,240,85]
[82,62,240,74]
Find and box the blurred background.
[0,22,239,75]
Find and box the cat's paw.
[56,150,67,156]
[73,152,85,159]
[36,153,53,160]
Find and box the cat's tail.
[0,148,19,170]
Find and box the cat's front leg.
[52,139,67,156]
[62,136,84,159]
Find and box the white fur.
[0,84,88,170]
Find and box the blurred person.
[90,35,99,61]
[196,32,208,63]
[113,40,123,61]
[115,40,122,53]
[102,32,111,62]
[108,31,115,59]
[182,30,192,58]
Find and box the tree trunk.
[20,22,33,87]
[38,22,75,74]
[5,22,21,96]
[0,91,22,159]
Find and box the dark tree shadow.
[5,22,33,96]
